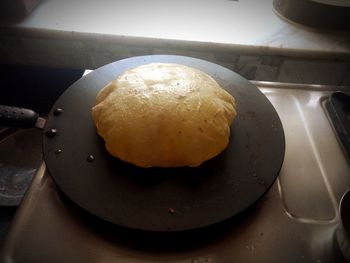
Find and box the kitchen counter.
[0,0,350,68]
[1,0,350,84]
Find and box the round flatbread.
[92,63,236,167]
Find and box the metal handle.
[0,105,39,128]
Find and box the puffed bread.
[92,63,236,167]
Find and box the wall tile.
[233,63,257,80]
[261,56,284,67]
[340,65,350,86]
[238,55,261,66]
[255,65,279,81]
[214,53,239,63]
[277,59,348,85]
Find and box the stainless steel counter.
[1,82,350,262]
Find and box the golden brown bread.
[92,63,236,167]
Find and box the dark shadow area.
[0,64,84,247]
[0,64,84,114]
[0,0,40,23]
[324,92,350,164]
[57,184,266,254]
[0,206,17,247]
[105,148,228,187]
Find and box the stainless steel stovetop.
[1,82,350,263]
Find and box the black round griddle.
[43,55,285,232]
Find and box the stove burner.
[0,127,42,206]
[325,92,350,163]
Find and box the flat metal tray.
[42,55,285,232]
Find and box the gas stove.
[1,81,350,263]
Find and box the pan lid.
[273,0,350,30]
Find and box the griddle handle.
[0,105,39,128]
